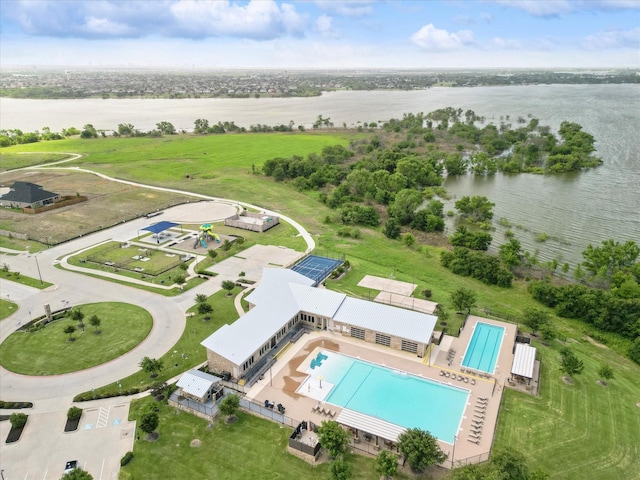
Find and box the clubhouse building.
[202,269,437,382]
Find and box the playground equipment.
[193,223,221,249]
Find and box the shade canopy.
[142,221,179,234]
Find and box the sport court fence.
[290,252,346,286]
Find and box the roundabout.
[0,302,152,376]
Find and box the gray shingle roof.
[0,181,59,203]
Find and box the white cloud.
[453,15,474,25]
[314,1,374,17]
[169,0,307,39]
[82,17,132,36]
[582,27,640,49]
[492,37,522,49]
[492,0,640,16]
[316,14,338,38]
[411,24,474,52]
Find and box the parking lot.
[0,401,135,479]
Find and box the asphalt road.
[0,165,315,479]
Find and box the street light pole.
[34,253,43,286]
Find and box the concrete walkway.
[0,157,317,479]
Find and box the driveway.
[0,174,315,480]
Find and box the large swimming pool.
[306,351,468,443]
[461,322,505,374]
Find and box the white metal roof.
[335,408,407,443]
[201,301,300,364]
[202,267,436,368]
[333,297,436,345]
[290,283,346,317]
[176,369,220,398]
[511,343,537,378]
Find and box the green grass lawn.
[0,302,152,375]
[495,337,640,480]
[122,397,409,480]
[0,152,72,171]
[0,268,53,289]
[79,287,241,399]
[4,132,639,479]
[0,299,18,320]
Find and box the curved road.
[0,157,315,409]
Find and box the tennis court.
[290,255,343,285]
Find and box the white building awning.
[335,408,407,443]
[511,343,536,379]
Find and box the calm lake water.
[1,84,639,267]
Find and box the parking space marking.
[96,406,110,428]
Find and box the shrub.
[67,406,83,421]
[10,412,28,429]
[120,451,134,466]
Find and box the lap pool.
[305,351,468,443]
[461,322,505,374]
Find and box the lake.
[1,84,639,267]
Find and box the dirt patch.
[224,415,238,424]
[562,376,574,385]
[146,432,159,442]
[584,336,608,349]
[0,170,194,244]
[636,403,640,408]
[597,380,608,387]
[190,439,202,447]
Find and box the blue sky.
[1,0,638,68]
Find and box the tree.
[89,314,101,333]
[317,420,350,459]
[582,239,639,279]
[80,124,97,138]
[375,450,398,479]
[195,293,207,304]
[330,458,353,480]
[64,325,76,341]
[397,428,447,472]
[10,412,27,429]
[454,196,495,222]
[434,304,449,325]
[597,363,614,383]
[117,123,135,136]
[197,302,213,315]
[139,357,163,378]
[207,249,218,259]
[388,188,423,225]
[628,337,640,365]
[139,409,159,435]
[490,447,531,480]
[194,118,209,134]
[156,121,176,135]
[72,309,85,330]
[62,468,94,480]
[221,280,236,296]
[450,288,477,314]
[383,218,401,239]
[559,349,584,378]
[500,238,523,268]
[522,307,550,335]
[218,393,240,422]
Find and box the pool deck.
[245,315,517,467]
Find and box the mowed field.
[3,132,640,479]
[0,132,349,245]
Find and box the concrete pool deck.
[245,317,517,467]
